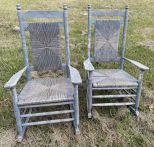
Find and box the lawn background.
[0,0,154,146]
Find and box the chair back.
[16,4,70,80]
[87,5,128,68]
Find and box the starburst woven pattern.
[28,22,62,71]
[94,20,121,62]
[18,77,74,105]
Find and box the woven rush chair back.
[87,5,128,68]
[28,22,62,71]
[17,4,70,80]
[94,20,121,62]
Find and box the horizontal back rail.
[22,22,64,29]
[22,10,63,19]
[91,19,125,25]
[91,9,125,16]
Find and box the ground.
[0,0,154,146]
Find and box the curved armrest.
[124,58,149,71]
[83,58,94,71]
[68,66,82,84]
[4,66,27,89]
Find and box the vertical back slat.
[120,6,129,69]
[63,5,70,77]
[87,4,92,59]
[16,4,31,80]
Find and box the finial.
[16,4,21,10]
[125,5,128,9]
[63,4,68,10]
[88,4,92,9]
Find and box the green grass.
[0,0,154,146]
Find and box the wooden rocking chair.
[4,4,81,142]
[84,5,149,118]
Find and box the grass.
[0,0,154,146]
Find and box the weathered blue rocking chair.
[84,5,149,118]
[4,4,81,141]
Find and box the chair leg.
[131,70,144,117]
[70,103,75,129]
[87,72,93,118]
[134,85,142,116]
[86,82,89,116]
[11,88,24,142]
[73,84,80,135]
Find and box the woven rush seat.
[18,77,74,105]
[92,69,138,88]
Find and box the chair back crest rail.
[87,5,128,68]
[16,4,70,80]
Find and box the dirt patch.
[115,107,130,119]
[0,129,16,147]
[136,27,154,37]
[142,87,154,105]
[136,27,154,50]
[31,70,64,79]
[139,40,154,50]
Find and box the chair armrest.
[68,66,82,84]
[83,58,94,71]
[4,66,27,89]
[124,58,149,71]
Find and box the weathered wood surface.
[4,66,27,89]
[83,58,94,71]
[19,101,74,108]
[69,66,82,84]
[91,19,125,25]
[124,58,149,70]
[92,94,136,99]
[23,10,63,18]
[17,4,31,81]
[64,4,71,71]
[120,6,128,69]
[92,87,137,90]
[23,22,64,29]
[21,110,74,118]
[91,9,125,16]
[87,4,92,58]
[22,118,74,126]
[92,102,135,107]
